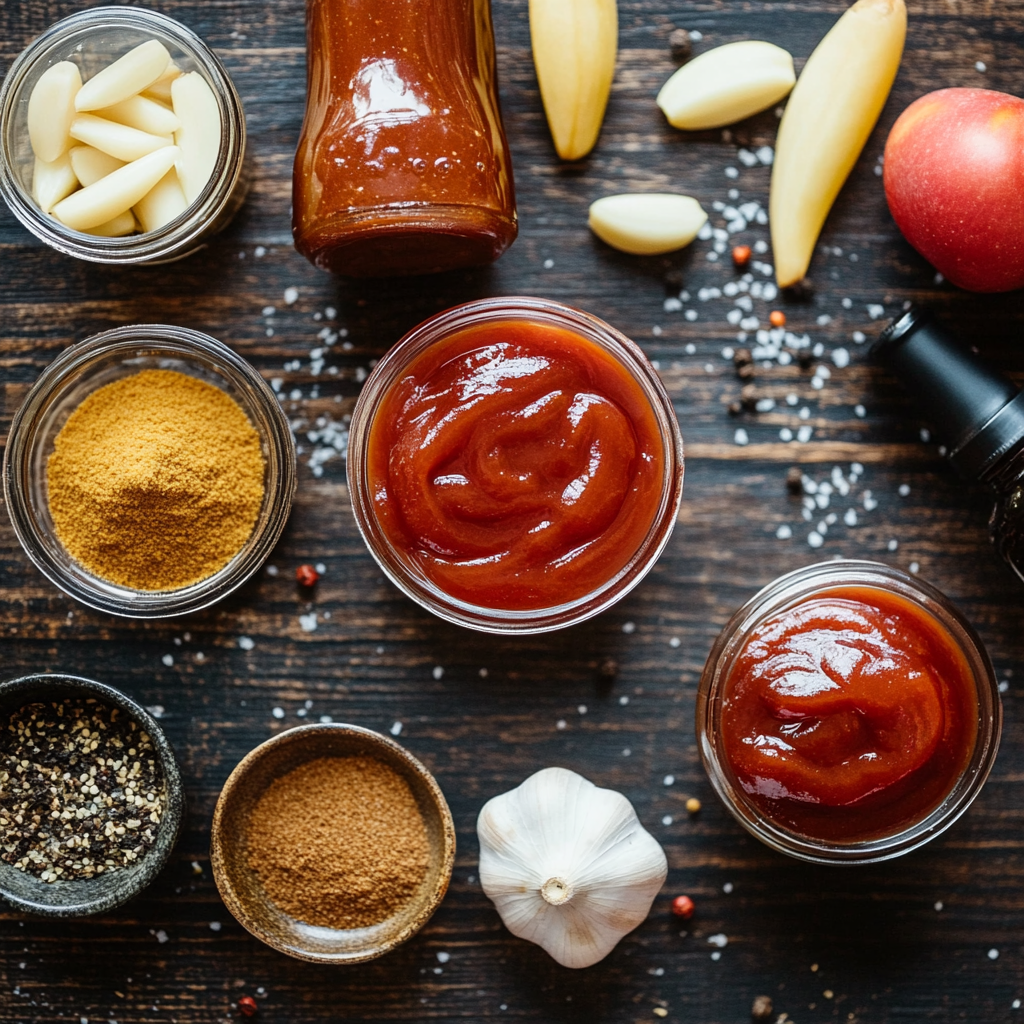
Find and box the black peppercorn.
[668,28,692,62]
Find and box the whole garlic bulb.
[477,767,668,969]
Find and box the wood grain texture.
[2,2,1024,1022]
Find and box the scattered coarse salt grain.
[899,483,911,496]
[935,901,944,911]
[920,428,931,442]
[990,949,1000,960]
[209,921,222,932]
[272,707,285,719]
[161,654,173,667]
[707,933,728,948]
[685,343,696,354]
[622,621,636,634]
[437,951,451,964]
[670,636,681,648]
[976,61,987,72]
[578,704,588,714]
[888,539,899,551]
[780,428,793,441]
[284,286,299,305]
[852,330,866,344]
[776,524,792,539]
[910,562,920,574]
[725,166,739,179]
[867,303,885,319]
[797,425,813,443]
[832,348,850,368]
[556,719,567,730]
[855,404,866,418]
[662,815,673,825]
[238,636,255,651]
[543,258,554,269]
[808,531,824,548]
[299,612,318,632]
[664,297,683,312]
[432,665,444,679]
[734,428,749,446]
[723,882,734,893]
[664,775,675,786]
[261,305,275,317]
[619,695,630,706]
[844,508,857,527]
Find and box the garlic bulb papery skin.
[477,767,668,969]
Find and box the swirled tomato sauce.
[721,587,978,842]
[366,319,666,609]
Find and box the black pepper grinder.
[874,306,1024,583]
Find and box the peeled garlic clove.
[142,60,183,104]
[171,72,221,203]
[32,152,79,214]
[68,145,124,187]
[530,0,617,160]
[74,39,171,112]
[133,167,189,232]
[69,114,173,163]
[88,208,138,237]
[97,94,182,136]
[477,767,668,970]
[27,61,82,163]
[53,146,179,231]
[588,193,708,255]
[770,0,907,287]
[657,40,795,130]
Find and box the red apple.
[884,87,1024,292]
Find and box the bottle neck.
[874,309,1024,480]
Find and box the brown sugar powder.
[46,369,264,591]
[246,756,431,929]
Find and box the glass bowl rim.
[696,558,1002,865]
[2,324,296,619]
[0,5,246,264]
[346,295,685,635]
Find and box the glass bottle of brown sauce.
[292,0,518,277]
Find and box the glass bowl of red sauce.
[347,297,684,633]
[697,560,1000,864]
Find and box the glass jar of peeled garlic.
[0,7,247,264]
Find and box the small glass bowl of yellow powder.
[3,324,296,617]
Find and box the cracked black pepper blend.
[0,699,166,882]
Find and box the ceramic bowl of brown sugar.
[3,324,296,618]
[210,722,456,963]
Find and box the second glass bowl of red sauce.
[347,297,684,633]
[698,561,1001,864]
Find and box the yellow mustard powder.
[46,368,265,591]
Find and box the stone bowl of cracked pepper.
[0,673,184,917]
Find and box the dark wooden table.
[3,2,1024,1021]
